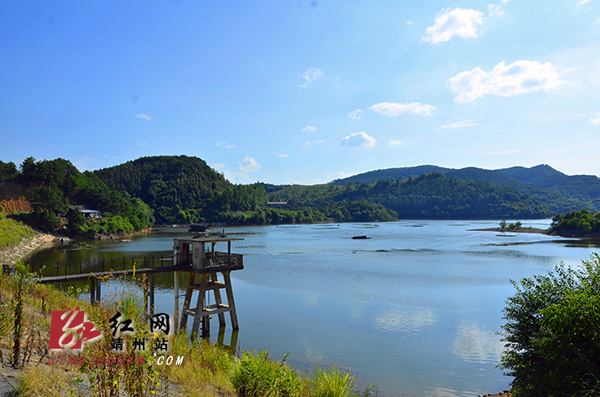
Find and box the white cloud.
[314,139,326,144]
[422,8,484,44]
[298,67,324,88]
[370,101,436,116]
[388,140,403,147]
[216,141,237,149]
[302,125,317,133]
[340,131,376,148]
[436,120,481,130]
[135,113,154,121]
[448,60,564,103]
[303,141,312,149]
[212,163,226,169]
[73,156,99,171]
[278,154,288,158]
[577,0,591,6]
[590,112,600,126]
[349,109,364,120]
[487,3,504,18]
[327,171,355,181]
[136,141,147,147]
[237,156,261,172]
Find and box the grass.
[0,214,36,249]
[310,366,356,397]
[231,351,302,396]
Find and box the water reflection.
[452,320,503,364]
[374,307,437,334]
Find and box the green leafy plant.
[500,253,600,396]
[309,365,356,397]
[231,351,302,397]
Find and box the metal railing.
[29,255,174,277]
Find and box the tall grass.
[309,366,356,397]
[231,351,302,397]
[0,214,35,249]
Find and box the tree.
[0,161,18,181]
[500,253,600,396]
[499,219,507,230]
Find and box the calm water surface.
[27,220,600,396]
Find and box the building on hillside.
[69,205,102,219]
[266,201,296,209]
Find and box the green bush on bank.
[500,253,600,396]
[231,351,302,397]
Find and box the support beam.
[149,273,155,318]
[173,271,179,334]
[90,278,96,304]
[95,278,101,303]
[210,273,226,327]
[223,271,239,330]
[180,272,195,330]
[191,274,209,337]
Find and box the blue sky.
[1,1,599,184]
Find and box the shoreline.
[0,228,153,267]
[0,233,61,266]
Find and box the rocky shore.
[0,233,62,266]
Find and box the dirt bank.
[0,233,63,266]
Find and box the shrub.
[231,351,302,397]
[309,365,356,397]
[500,253,600,396]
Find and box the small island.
[472,209,600,238]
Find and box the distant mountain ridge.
[92,156,598,222]
[330,164,599,213]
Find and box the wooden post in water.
[90,278,96,304]
[149,273,155,318]
[223,271,239,330]
[142,274,148,318]
[173,271,180,334]
[95,279,101,302]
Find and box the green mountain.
[497,165,600,208]
[269,172,551,219]
[330,164,597,214]
[94,155,268,224]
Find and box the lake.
[26,220,600,396]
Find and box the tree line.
[0,158,153,236]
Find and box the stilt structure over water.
[173,235,243,337]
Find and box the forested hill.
[330,164,598,213]
[0,157,153,236]
[94,156,268,224]
[268,173,552,219]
